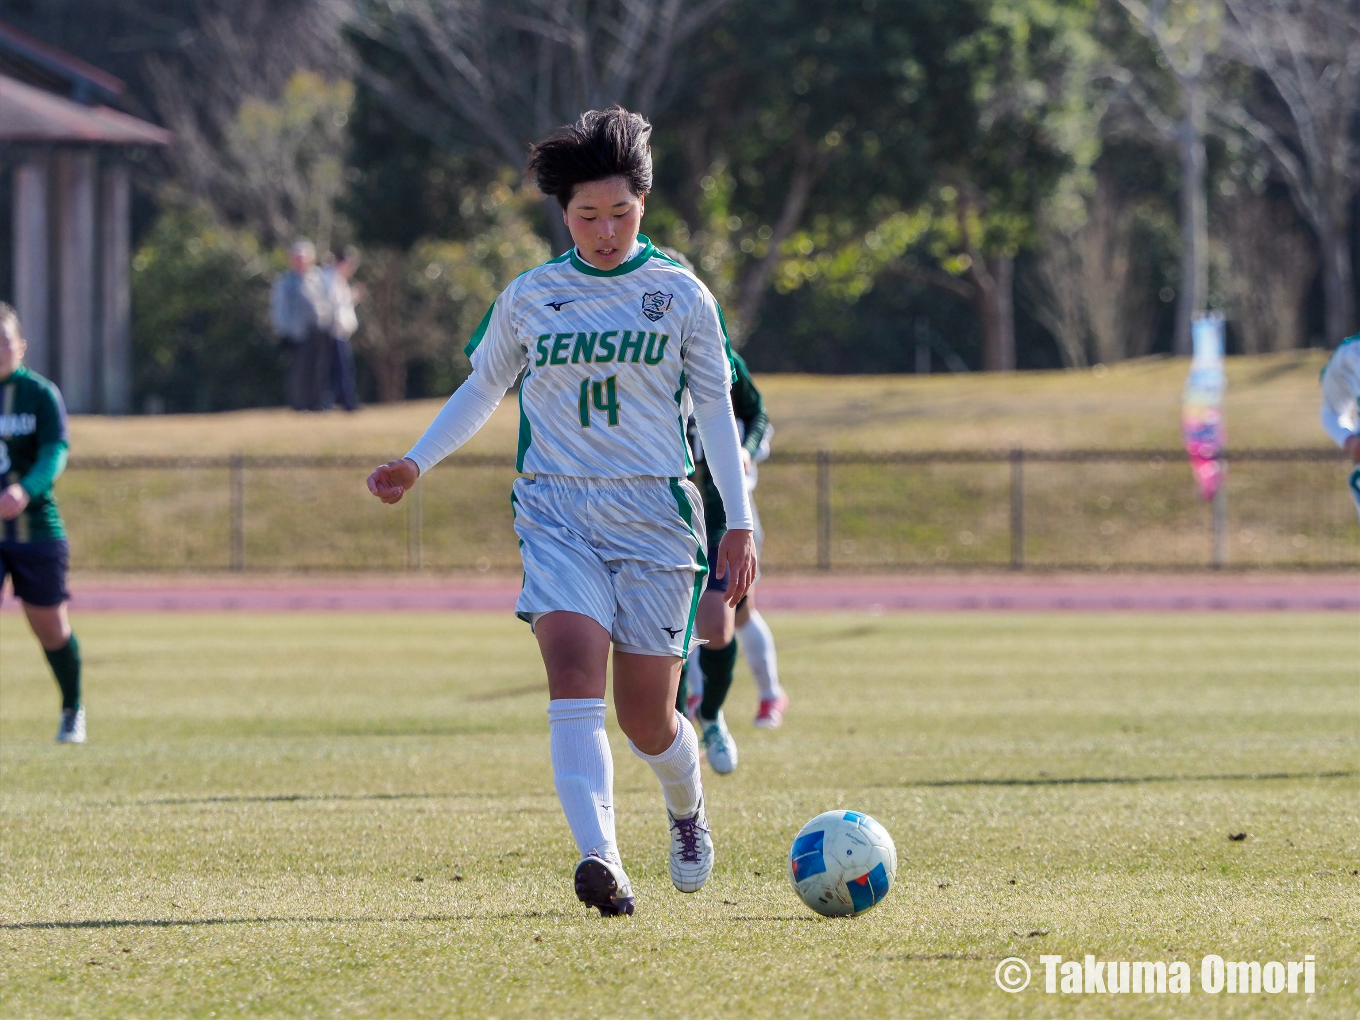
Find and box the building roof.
[0,21,124,103]
[0,73,170,146]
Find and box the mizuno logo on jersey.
[641,291,673,322]
[545,298,576,311]
[533,330,669,367]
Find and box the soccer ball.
[788,810,897,917]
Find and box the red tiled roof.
[0,72,169,145]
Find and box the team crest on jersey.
[640,291,673,322]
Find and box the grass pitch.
[1,611,1356,1018]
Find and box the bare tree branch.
[882,261,978,303]
[1220,0,1360,341]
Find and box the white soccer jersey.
[467,235,734,478]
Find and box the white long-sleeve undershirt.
[693,396,753,532]
[1320,397,1357,449]
[403,371,507,475]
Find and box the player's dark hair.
[526,106,653,209]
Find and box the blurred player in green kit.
[0,303,84,743]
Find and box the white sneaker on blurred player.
[56,707,85,744]
[699,711,737,774]
[668,795,714,892]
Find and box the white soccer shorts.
[512,474,708,657]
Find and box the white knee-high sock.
[737,610,782,700]
[630,711,702,818]
[547,698,618,863]
[683,645,703,701]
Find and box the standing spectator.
[269,239,331,411]
[323,246,362,412]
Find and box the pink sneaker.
[685,694,702,722]
[753,692,788,729]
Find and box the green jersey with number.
[0,365,69,542]
[465,235,735,477]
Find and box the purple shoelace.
[671,812,710,863]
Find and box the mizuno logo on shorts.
[661,626,682,638]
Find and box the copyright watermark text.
[993,954,1317,995]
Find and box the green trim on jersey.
[569,234,658,278]
[515,378,534,473]
[464,251,574,358]
[645,241,737,381]
[672,370,693,475]
[713,303,739,383]
[669,478,708,652]
[462,301,497,358]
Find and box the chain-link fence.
[55,449,1358,572]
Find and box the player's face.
[0,324,24,379]
[564,177,645,271]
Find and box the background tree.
[646,0,966,335]
[349,0,733,249]
[145,0,353,235]
[1114,0,1224,356]
[352,182,549,401]
[1217,189,1316,352]
[1219,0,1360,345]
[219,73,354,251]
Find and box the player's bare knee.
[618,707,676,756]
[23,603,70,650]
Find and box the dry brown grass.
[70,351,1332,458]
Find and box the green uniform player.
[681,350,786,773]
[0,303,84,743]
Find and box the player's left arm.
[684,288,757,605]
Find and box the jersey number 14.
[578,376,620,428]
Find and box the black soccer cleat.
[573,854,635,917]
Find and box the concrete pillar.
[13,155,50,376]
[56,148,97,413]
[100,162,131,414]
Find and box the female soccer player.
[0,303,84,743]
[367,107,756,916]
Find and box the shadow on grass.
[776,624,883,649]
[105,791,553,808]
[2,910,573,931]
[882,769,1356,789]
[107,771,1356,808]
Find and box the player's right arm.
[367,288,527,504]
